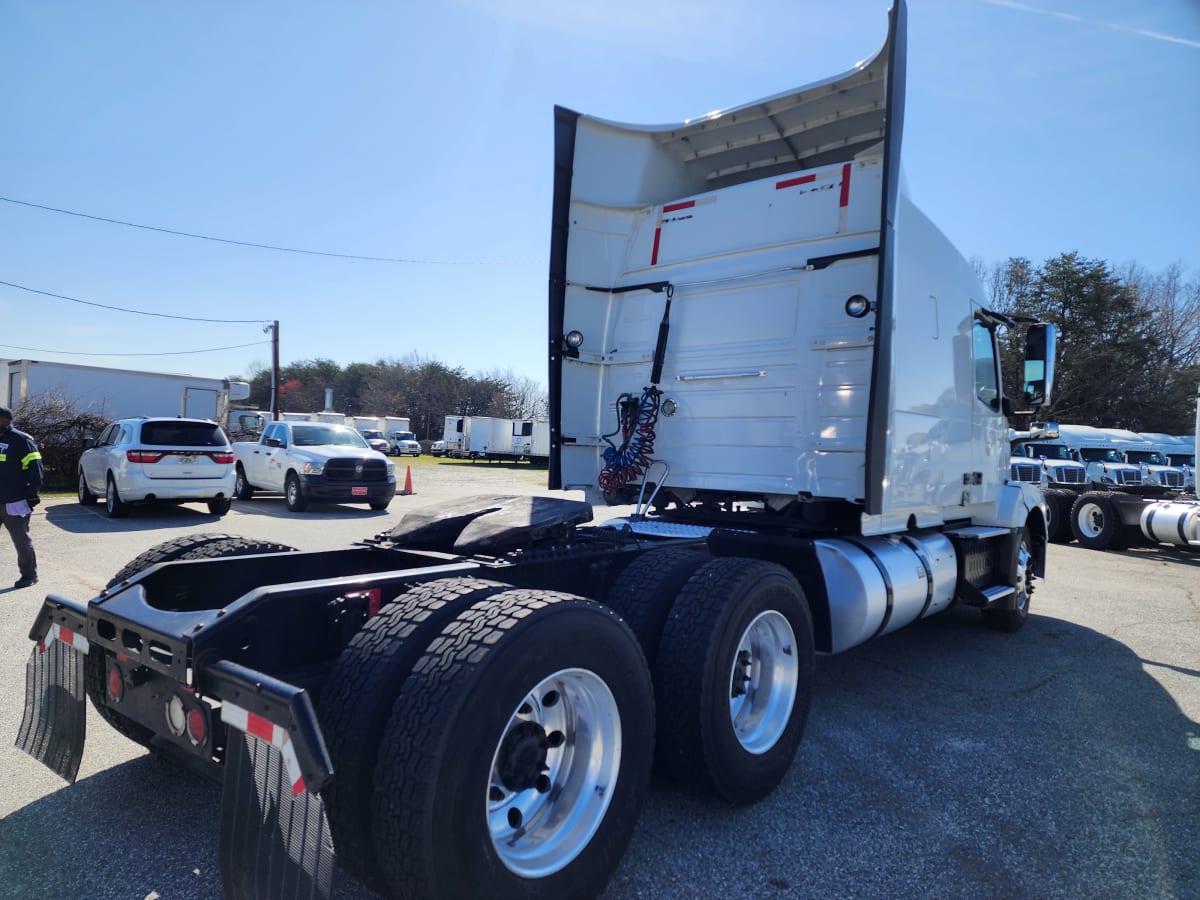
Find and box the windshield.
[1124,450,1167,465]
[361,430,384,439]
[1078,448,1125,463]
[1025,443,1073,461]
[394,431,416,442]
[1168,453,1195,466]
[291,425,369,448]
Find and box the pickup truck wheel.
[1070,492,1128,550]
[234,464,254,500]
[653,557,815,805]
[91,534,297,745]
[105,475,129,518]
[207,497,232,516]
[604,546,709,666]
[372,590,653,900]
[77,469,98,506]
[285,471,308,512]
[319,577,512,889]
[982,527,1034,632]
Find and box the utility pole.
[268,320,281,421]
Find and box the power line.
[0,279,268,324]
[0,340,270,357]
[0,195,483,264]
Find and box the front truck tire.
[318,577,513,890]
[89,534,297,746]
[1044,488,1074,543]
[371,590,654,900]
[653,558,815,805]
[982,526,1035,633]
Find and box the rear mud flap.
[219,731,336,900]
[15,634,87,783]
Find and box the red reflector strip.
[662,200,696,213]
[221,701,307,796]
[839,163,852,207]
[776,174,817,190]
[651,227,662,266]
[43,623,91,654]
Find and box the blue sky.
[2,0,1197,389]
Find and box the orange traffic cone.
[402,465,414,495]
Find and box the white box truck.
[3,359,249,424]
[15,5,1071,898]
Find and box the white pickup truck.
[232,419,397,512]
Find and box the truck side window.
[973,318,1000,409]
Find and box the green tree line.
[239,353,548,441]
[982,253,1199,433]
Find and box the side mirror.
[81,437,96,450]
[265,437,281,448]
[1023,323,1057,408]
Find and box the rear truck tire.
[233,464,254,500]
[604,546,709,667]
[652,557,815,805]
[105,474,129,518]
[91,534,297,746]
[318,577,513,889]
[982,526,1034,632]
[1070,492,1129,551]
[77,469,98,506]
[1044,488,1072,543]
[207,497,232,516]
[371,590,654,900]
[285,471,308,512]
[369,499,390,511]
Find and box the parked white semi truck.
[1058,394,1200,550]
[16,4,1062,898]
[1010,427,1087,542]
[1100,427,1187,490]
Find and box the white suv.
[78,417,237,518]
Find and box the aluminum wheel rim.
[287,480,298,504]
[78,471,88,502]
[487,667,620,879]
[106,480,116,512]
[1014,539,1032,612]
[728,610,799,755]
[1076,501,1104,538]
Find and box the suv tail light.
[208,451,235,464]
[127,450,164,463]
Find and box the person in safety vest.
[0,405,42,589]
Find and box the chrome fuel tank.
[1140,500,1200,547]
[814,532,956,653]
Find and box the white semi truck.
[15,4,1063,898]
[1010,426,1087,542]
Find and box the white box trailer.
[279,411,315,422]
[381,416,410,436]
[442,414,465,455]
[3,359,249,424]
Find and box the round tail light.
[107,668,124,703]
[186,707,208,747]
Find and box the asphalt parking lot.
[0,464,1196,899]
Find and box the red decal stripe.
[839,163,851,207]
[776,174,817,190]
[651,227,662,266]
[291,776,305,798]
[246,712,275,743]
[60,629,75,647]
[662,200,695,213]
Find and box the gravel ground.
[0,460,1196,899]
